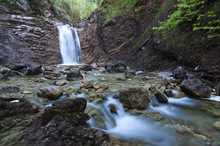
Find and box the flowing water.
[87,93,220,146]
[1,67,219,145]
[57,24,83,65]
[88,96,174,146]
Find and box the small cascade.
[88,96,173,146]
[58,24,83,65]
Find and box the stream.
[0,66,219,146]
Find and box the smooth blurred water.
[88,96,174,146]
[58,24,83,65]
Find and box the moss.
[132,0,176,49]
[103,0,138,24]
[38,20,46,27]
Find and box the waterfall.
[58,24,83,65]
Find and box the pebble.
[22,90,32,94]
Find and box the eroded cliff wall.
[0,0,63,65]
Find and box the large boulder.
[66,70,83,81]
[0,97,38,136]
[7,63,42,76]
[172,66,187,80]
[105,62,127,73]
[37,86,63,100]
[16,98,110,146]
[0,86,20,93]
[26,64,43,75]
[180,78,211,98]
[119,88,149,110]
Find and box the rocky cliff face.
[0,0,63,65]
[77,0,177,69]
[78,0,219,82]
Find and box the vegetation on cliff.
[53,0,103,22]
[102,0,137,24]
[153,0,220,50]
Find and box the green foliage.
[132,0,176,49]
[153,0,220,39]
[53,0,104,22]
[103,0,138,24]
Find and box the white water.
[88,96,174,146]
[58,24,83,65]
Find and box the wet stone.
[180,78,211,98]
[154,91,168,103]
[108,104,117,114]
[37,86,63,100]
[54,80,67,86]
[66,71,83,81]
[213,121,220,130]
[0,86,20,93]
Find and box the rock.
[81,80,94,89]
[0,86,20,93]
[172,66,187,80]
[93,82,109,91]
[105,62,127,73]
[144,112,164,121]
[35,77,48,83]
[164,89,186,98]
[42,98,88,125]
[26,64,43,75]
[66,70,83,81]
[180,78,211,98]
[114,66,126,73]
[0,97,38,133]
[136,71,144,76]
[213,121,220,130]
[114,62,127,73]
[99,77,108,82]
[11,64,28,74]
[173,90,186,98]
[17,98,110,146]
[154,91,168,103]
[54,80,67,86]
[87,93,98,101]
[44,71,62,80]
[37,86,63,100]
[125,70,136,78]
[108,104,117,114]
[119,88,149,110]
[143,84,151,91]
[21,90,32,94]
[164,89,173,97]
[99,68,106,73]
[217,82,220,96]
[91,63,98,69]
[79,64,92,71]
[1,68,23,76]
[105,64,114,73]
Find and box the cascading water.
[58,24,83,65]
[88,96,174,146]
